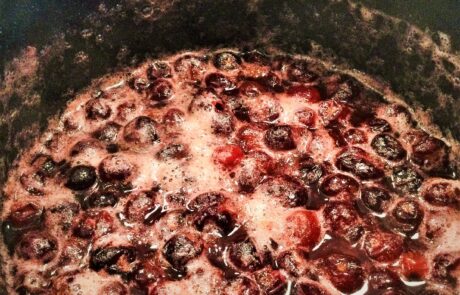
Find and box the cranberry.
[229,240,262,271]
[391,166,423,193]
[156,143,188,160]
[73,210,113,238]
[174,54,207,81]
[17,231,57,262]
[400,252,429,279]
[432,253,459,285]
[237,151,273,193]
[335,147,384,180]
[85,98,111,120]
[294,283,329,295]
[423,182,459,207]
[93,122,121,143]
[128,77,148,92]
[227,97,251,122]
[287,60,318,82]
[285,210,321,250]
[298,156,323,185]
[344,128,367,144]
[90,247,135,272]
[244,95,282,123]
[259,72,283,92]
[19,173,44,195]
[237,124,264,151]
[205,73,236,92]
[321,253,364,294]
[405,130,448,173]
[162,235,202,269]
[84,190,119,209]
[318,99,347,127]
[277,250,305,277]
[264,125,296,150]
[368,118,392,132]
[212,111,234,135]
[59,238,86,266]
[213,145,244,168]
[364,231,403,262]
[371,134,406,161]
[369,269,402,290]
[123,116,159,146]
[254,269,286,293]
[188,192,224,212]
[323,202,363,242]
[295,108,316,128]
[31,154,57,177]
[8,203,43,229]
[361,186,391,213]
[148,79,174,101]
[147,61,172,80]
[262,177,308,208]
[391,200,423,235]
[239,81,266,97]
[287,85,321,102]
[243,50,270,64]
[331,79,361,104]
[319,173,359,197]
[100,282,128,295]
[66,165,96,191]
[99,155,133,181]
[163,108,185,125]
[213,52,241,70]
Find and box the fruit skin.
[162,235,202,269]
[364,231,403,262]
[361,186,391,213]
[335,147,384,180]
[319,173,359,197]
[371,133,406,161]
[264,125,296,151]
[321,253,365,294]
[66,165,97,191]
[391,200,424,235]
[285,210,321,251]
[400,252,429,279]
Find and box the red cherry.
[214,145,244,168]
[400,252,429,279]
[287,85,321,102]
[285,210,321,251]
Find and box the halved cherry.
[214,145,244,168]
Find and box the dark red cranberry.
[239,81,265,97]
[277,251,304,277]
[90,247,134,271]
[31,154,57,177]
[344,128,367,144]
[157,143,188,160]
[318,99,347,127]
[319,173,359,197]
[298,156,323,185]
[125,192,155,223]
[369,269,402,290]
[285,210,321,250]
[326,123,347,147]
[361,186,391,213]
[237,151,273,193]
[93,122,121,143]
[294,283,329,295]
[236,124,264,151]
[335,147,384,179]
[331,79,361,104]
[264,125,296,150]
[321,254,364,294]
[174,55,206,81]
[287,85,321,102]
[243,50,270,64]
[295,108,316,128]
[227,97,251,122]
[392,200,423,234]
[163,235,202,269]
[259,72,283,92]
[368,118,392,132]
[188,192,224,212]
[128,77,148,92]
[73,210,113,238]
[371,134,406,161]
[213,145,244,168]
[423,182,459,207]
[123,116,159,146]
[229,240,261,271]
[212,111,234,135]
[364,231,403,262]
[85,98,111,120]
[7,203,43,229]
[69,139,104,157]
[214,52,241,70]
[406,130,449,173]
[323,202,363,241]
[288,60,318,82]
[84,191,119,209]
[205,73,236,92]
[400,252,429,279]
[100,282,128,295]
[147,61,172,80]
[254,269,286,293]
[262,177,308,207]
[432,253,459,286]
[163,108,185,125]
[148,79,174,101]
[99,155,133,181]
[17,231,57,262]
[391,166,423,193]
[66,165,96,191]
